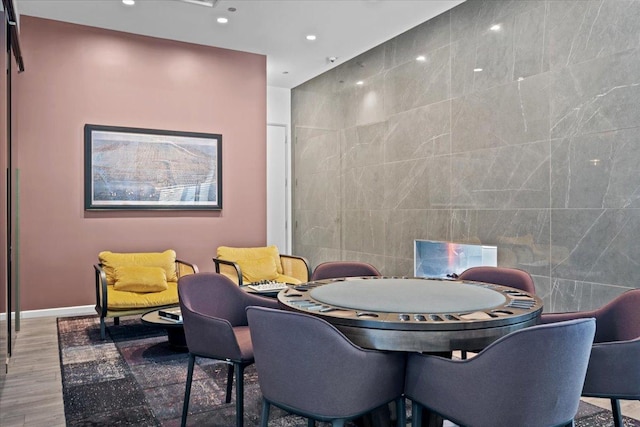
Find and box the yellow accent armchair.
[213,245,310,286]
[94,249,198,339]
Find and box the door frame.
[266,123,291,254]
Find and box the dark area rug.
[575,401,640,427]
[58,315,639,427]
[58,315,317,426]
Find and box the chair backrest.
[311,261,381,281]
[485,319,595,426]
[178,272,280,361]
[592,289,640,342]
[483,319,594,425]
[406,318,595,427]
[246,306,405,420]
[457,266,535,294]
[178,272,252,326]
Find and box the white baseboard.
[0,305,95,320]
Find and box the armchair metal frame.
[94,259,198,340]
[213,253,311,286]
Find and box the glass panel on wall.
[414,240,497,279]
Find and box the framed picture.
[84,124,222,210]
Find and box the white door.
[266,124,289,253]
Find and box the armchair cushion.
[113,265,168,293]
[99,250,177,285]
[236,256,279,283]
[107,282,179,310]
[217,245,283,275]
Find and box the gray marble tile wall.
[291,0,640,312]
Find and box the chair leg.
[235,363,245,427]
[396,397,406,427]
[225,363,234,403]
[611,398,623,427]
[114,316,120,325]
[260,398,270,427]
[181,354,196,427]
[307,418,315,427]
[100,317,106,340]
[331,420,345,427]
[461,350,467,360]
[411,401,422,427]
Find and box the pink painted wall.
[14,17,267,311]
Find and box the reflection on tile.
[292,0,640,312]
[383,157,451,210]
[294,127,340,174]
[450,209,551,277]
[547,278,631,312]
[551,130,640,209]
[335,44,386,85]
[544,0,640,72]
[384,45,450,116]
[450,141,550,209]
[549,49,640,139]
[384,11,451,70]
[341,122,386,169]
[294,170,340,212]
[450,0,541,43]
[551,209,640,288]
[385,100,450,163]
[341,74,386,128]
[294,210,340,248]
[342,166,385,211]
[342,210,386,256]
[513,5,546,80]
[451,73,550,152]
[386,210,451,260]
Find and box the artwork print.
[84,124,222,210]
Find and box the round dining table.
[277,276,543,353]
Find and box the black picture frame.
[84,124,222,210]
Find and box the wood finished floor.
[0,316,639,427]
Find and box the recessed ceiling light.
[416,55,426,62]
[356,81,364,86]
[474,68,483,72]
[217,17,229,24]
[306,35,317,41]
[490,24,501,31]
[122,0,135,5]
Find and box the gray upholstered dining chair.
[457,266,536,294]
[541,289,640,427]
[310,261,381,281]
[405,318,596,427]
[457,266,537,359]
[246,306,406,427]
[178,272,280,427]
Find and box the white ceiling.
[15,0,464,89]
